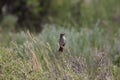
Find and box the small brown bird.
[59,33,66,52]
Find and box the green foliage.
[0,0,119,31]
[0,0,120,79]
[80,0,120,27]
[111,65,120,80]
[0,25,120,79]
[1,15,17,32]
[48,0,120,28]
[27,0,42,15]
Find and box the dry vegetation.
[0,26,120,80]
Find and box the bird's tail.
[59,46,63,52]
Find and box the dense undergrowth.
[0,0,120,79]
[0,25,120,80]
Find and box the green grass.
[0,25,120,80]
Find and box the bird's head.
[60,33,65,37]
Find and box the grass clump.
[0,25,120,79]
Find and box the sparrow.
[59,33,66,52]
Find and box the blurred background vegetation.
[0,0,120,80]
[0,0,119,32]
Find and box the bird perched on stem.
[58,33,66,52]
